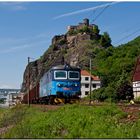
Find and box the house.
[0,88,20,107]
[5,92,19,106]
[80,70,101,98]
[132,56,140,98]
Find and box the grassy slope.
[0,104,140,138]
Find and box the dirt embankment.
[119,104,140,123]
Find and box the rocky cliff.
[21,19,111,93]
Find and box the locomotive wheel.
[48,96,54,105]
[64,98,70,104]
[54,98,65,105]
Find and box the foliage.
[0,98,5,104]
[117,82,134,101]
[134,96,140,103]
[59,40,67,46]
[93,25,100,34]
[91,36,140,101]
[77,25,92,34]
[91,86,117,102]
[1,104,140,138]
[67,30,78,36]
[99,32,111,48]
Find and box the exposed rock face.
[21,19,110,93]
[67,33,91,48]
[52,35,67,46]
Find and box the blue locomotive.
[39,64,81,104]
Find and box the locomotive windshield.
[54,70,67,79]
[68,71,79,80]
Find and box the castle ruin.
[67,18,95,32]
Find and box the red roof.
[133,56,140,81]
[81,70,100,81]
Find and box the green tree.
[99,32,111,48]
[93,25,100,34]
[91,36,140,102]
[117,82,134,101]
[103,32,111,45]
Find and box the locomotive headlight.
[57,83,61,87]
[57,83,63,87]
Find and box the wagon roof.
[51,64,80,71]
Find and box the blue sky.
[0,1,140,89]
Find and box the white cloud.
[0,40,49,54]
[12,5,27,11]
[0,33,51,54]
[53,2,120,20]
[0,84,14,89]
[0,2,27,11]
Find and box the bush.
[93,25,100,34]
[91,86,117,102]
[117,82,134,101]
[133,96,140,104]
[59,40,67,45]
[67,30,78,35]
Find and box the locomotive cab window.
[68,71,79,80]
[54,70,67,79]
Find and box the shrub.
[134,96,140,104]
[67,30,78,35]
[117,82,134,101]
[93,25,100,34]
[91,86,117,102]
[59,40,67,45]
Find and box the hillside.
[21,19,111,92]
[90,36,140,101]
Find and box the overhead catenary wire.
[121,21,140,35]
[114,28,140,46]
[92,4,110,23]
[87,9,96,20]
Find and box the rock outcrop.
[21,19,111,93]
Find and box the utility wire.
[87,9,96,22]
[114,28,140,46]
[115,22,140,41]
[92,4,110,23]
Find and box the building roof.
[81,70,100,81]
[133,56,140,81]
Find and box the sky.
[0,1,140,89]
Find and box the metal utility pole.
[89,58,92,104]
[28,57,30,107]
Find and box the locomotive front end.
[51,65,81,103]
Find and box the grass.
[0,104,140,138]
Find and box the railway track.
[31,104,63,111]
[30,100,140,109]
